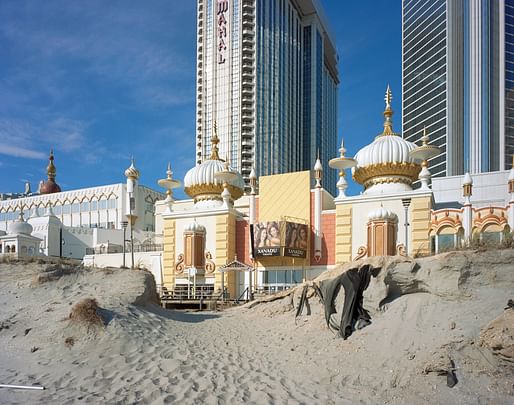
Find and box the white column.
[314,185,322,260]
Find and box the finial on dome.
[421,127,429,146]
[209,121,221,160]
[381,85,395,136]
[339,137,346,157]
[47,149,56,180]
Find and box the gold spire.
[380,85,395,136]
[210,121,220,160]
[46,149,56,180]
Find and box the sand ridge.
[0,249,513,404]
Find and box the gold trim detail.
[184,183,244,202]
[353,245,367,261]
[205,251,216,274]
[353,162,421,187]
[175,253,184,274]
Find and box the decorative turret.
[329,136,356,199]
[40,150,62,195]
[462,172,473,244]
[409,127,441,190]
[352,87,420,195]
[125,157,139,224]
[158,162,181,213]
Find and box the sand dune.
[0,249,513,404]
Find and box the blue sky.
[0,1,401,198]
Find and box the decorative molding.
[353,162,420,187]
[353,245,367,261]
[474,207,508,232]
[430,209,463,234]
[184,183,244,202]
[205,251,216,273]
[175,253,184,274]
[396,244,407,257]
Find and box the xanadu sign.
[217,0,228,64]
[251,221,309,259]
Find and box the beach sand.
[0,249,513,404]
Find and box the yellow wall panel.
[259,171,311,222]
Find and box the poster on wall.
[284,222,308,258]
[252,221,281,256]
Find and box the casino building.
[157,87,514,299]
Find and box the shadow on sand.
[144,304,222,323]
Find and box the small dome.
[184,221,206,233]
[125,158,140,179]
[8,213,33,235]
[367,207,398,222]
[40,180,61,194]
[462,172,473,186]
[184,128,244,203]
[352,87,420,194]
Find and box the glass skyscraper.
[195,0,339,193]
[402,0,514,178]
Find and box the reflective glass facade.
[196,0,339,193]
[402,0,514,178]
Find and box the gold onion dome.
[352,86,420,194]
[124,157,140,179]
[40,149,62,195]
[184,123,244,203]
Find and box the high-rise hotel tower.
[402,0,514,177]
[195,0,339,192]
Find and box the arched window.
[436,226,460,253]
[11,245,15,253]
[480,224,503,245]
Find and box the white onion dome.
[8,212,33,235]
[124,158,140,180]
[184,221,206,234]
[462,172,473,186]
[352,86,421,194]
[249,167,257,180]
[367,206,398,222]
[184,129,244,203]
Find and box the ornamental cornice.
[352,162,421,187]
[184,183,244,202]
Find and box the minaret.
[462,172,473,244]
[124,157,140,226]
[313,154,323,262]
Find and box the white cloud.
[0,144,46,159]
